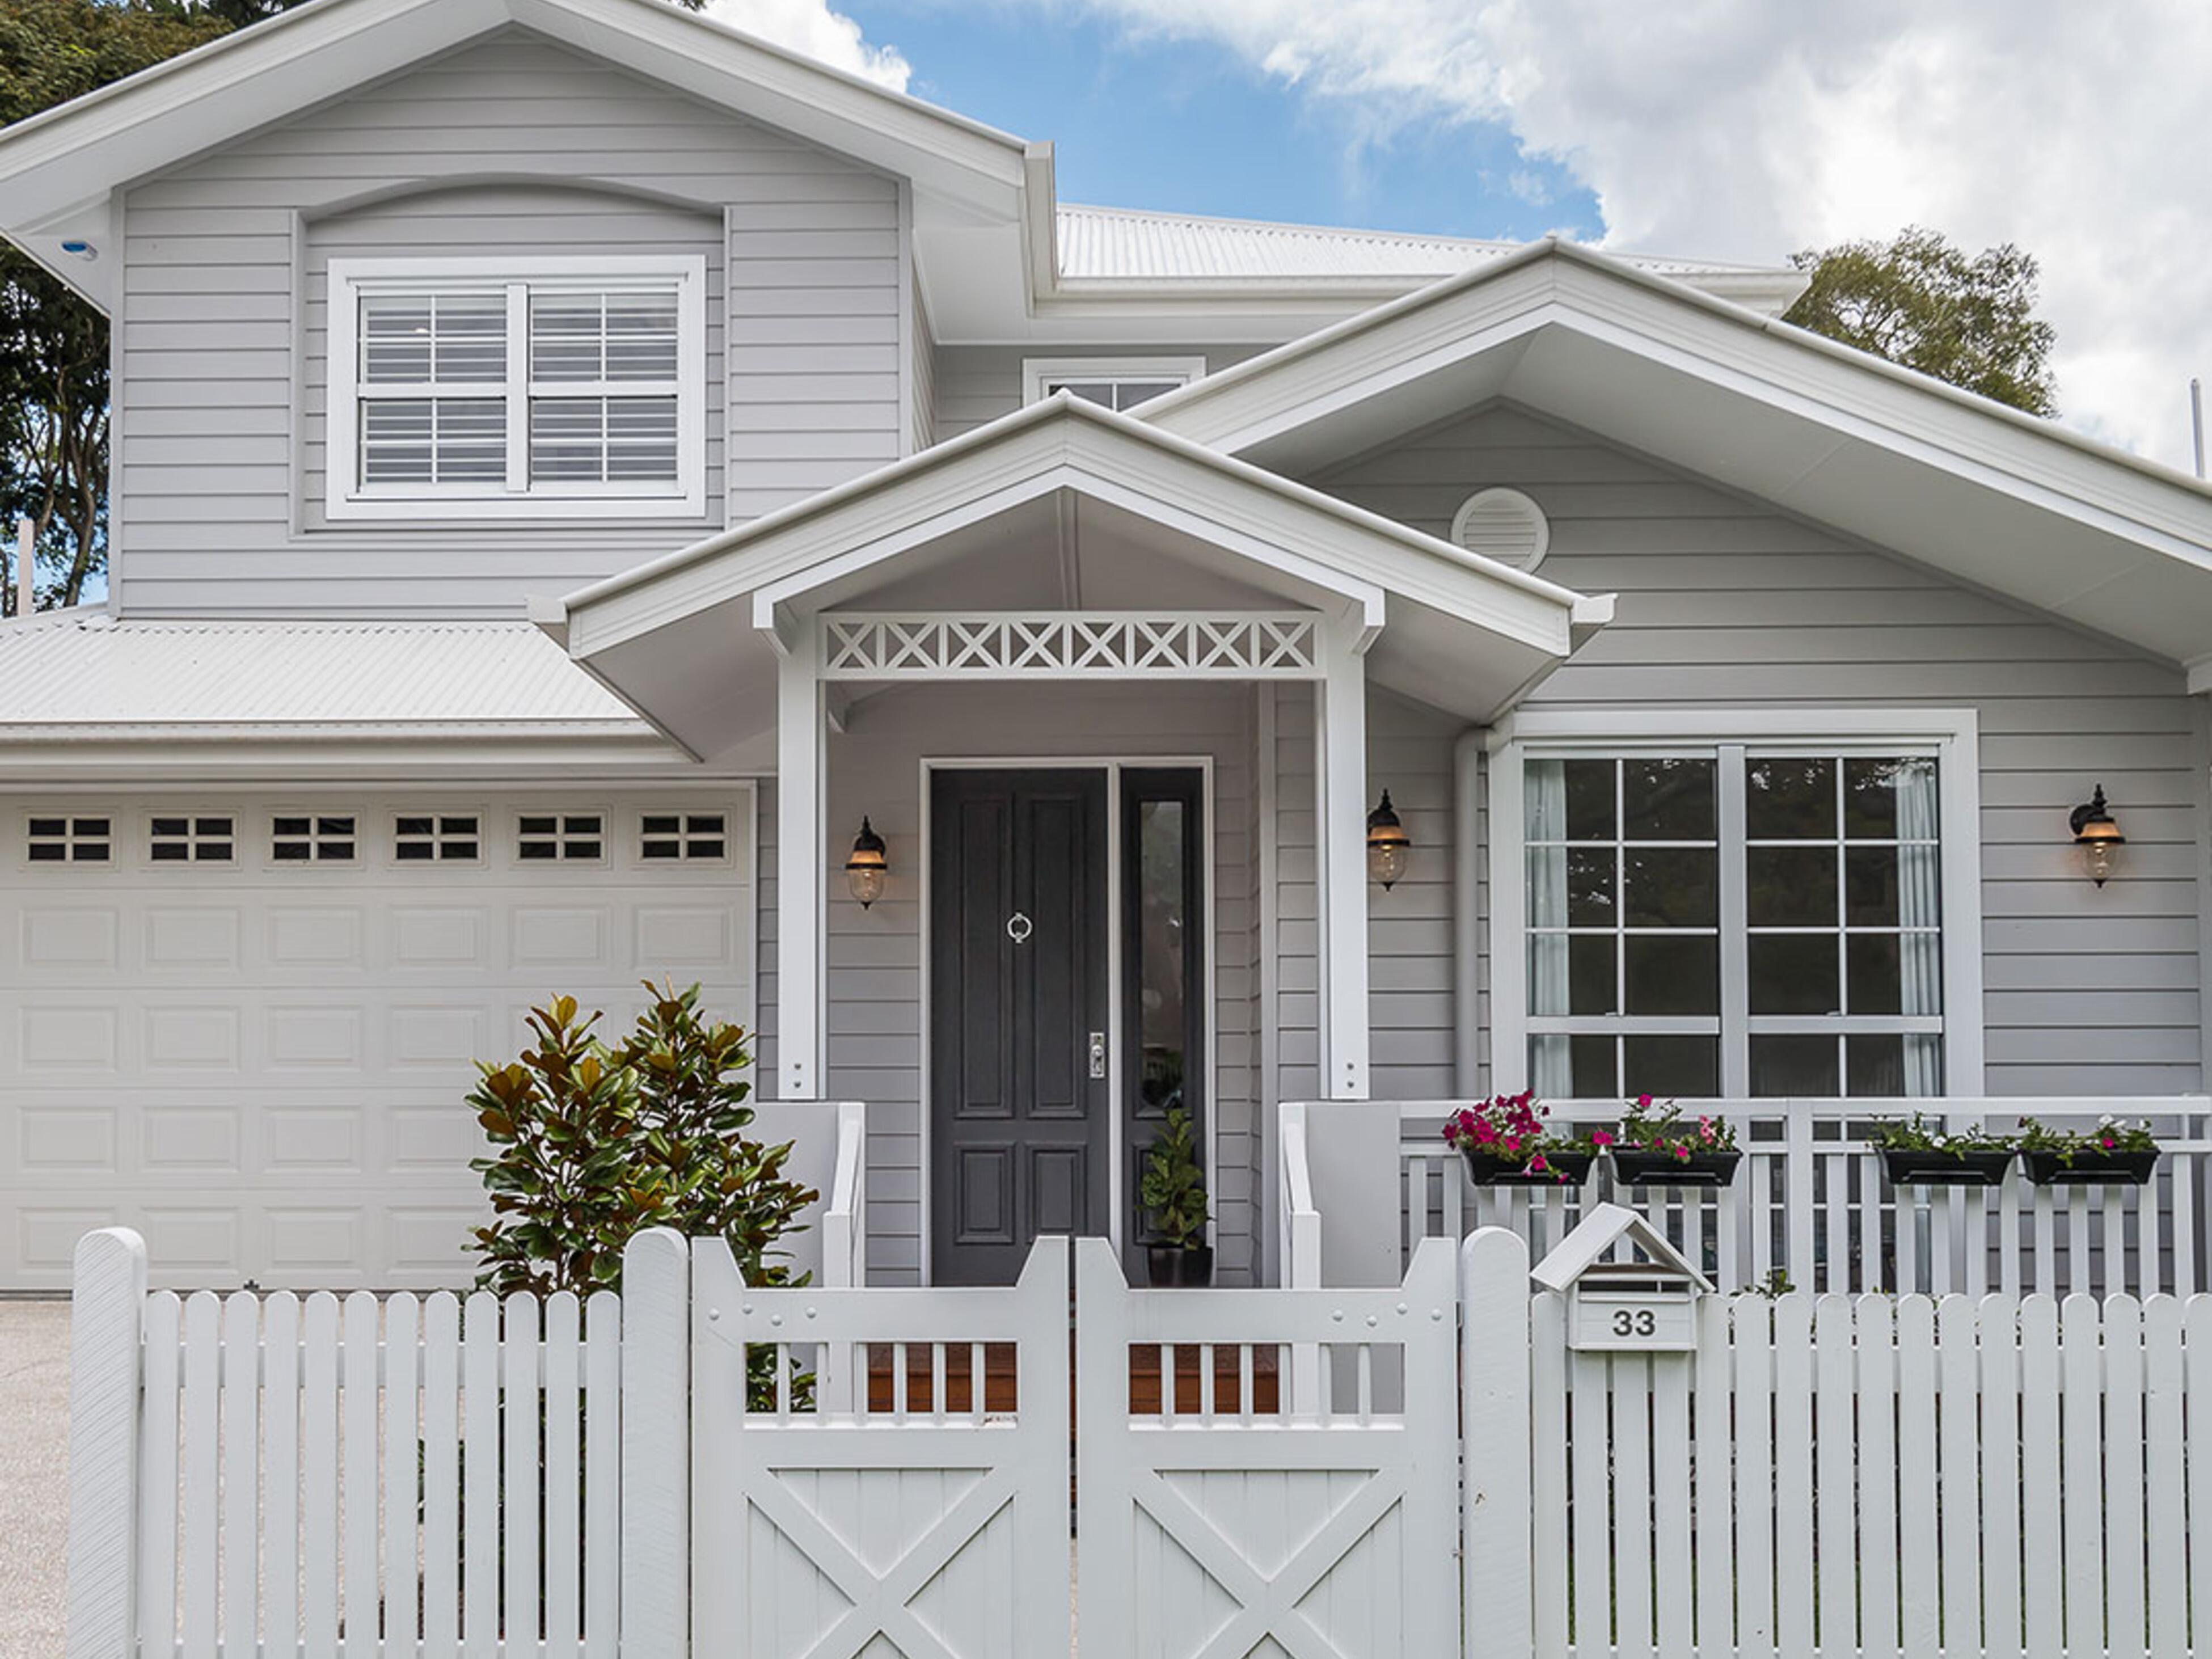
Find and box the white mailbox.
[1531,1202,1710,1354]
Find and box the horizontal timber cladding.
[1306,403,2208,1100]
[115,28,903,618]
[816,681,1260,1285]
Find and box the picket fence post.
[67,1226,147,1659]
[1462,1226,1534,1659]
[621,1226,691,1658]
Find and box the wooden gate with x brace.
[689,1234,1459,1659]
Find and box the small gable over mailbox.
[1531,1202,1711,1353]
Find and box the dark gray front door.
[930,769,1110,1285]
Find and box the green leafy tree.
[0,0,231,609]
[1784,226,2059,417]
[468,985,817,1298]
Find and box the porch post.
[776,623,825,1100]
[1314,617,1371,1100]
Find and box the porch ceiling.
[541,396,1611,761]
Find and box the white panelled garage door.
[0,786,755,1290]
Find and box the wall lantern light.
[845,817,888,909]
[2070,785,2125,887]
[1366,790,1411,890]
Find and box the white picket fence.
[73,1221,2212,1659]
[1333,1097,2212,1298]
[65,1227,690,1659]
[1466,1226,2212,1659]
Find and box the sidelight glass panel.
[1134,797,1188,1116]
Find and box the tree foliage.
[468,985,817,1298]
[0,1,237,609]
[1784,226,2059,417]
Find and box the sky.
[708,0,2212,478]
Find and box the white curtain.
[1525,760,1573,1097]
[1894,757,1945,1096]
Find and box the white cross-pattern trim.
[820,613,1323,679]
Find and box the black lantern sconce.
[2070,785,2125,888]
[1366,790,1411,890]
[845,817,888,909]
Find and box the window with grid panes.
[1523,750,1944,1099]
[328,258,703,516]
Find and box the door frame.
[917,755,1217,1285]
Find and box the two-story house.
[1,0,2209,1293]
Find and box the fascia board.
[566,400,1585,661]
[1536,277,2212,582]
[0,0,503,234]
[0,727,691,781]
[1143,259,1564,453]
[1151,242,2212,586]
[0,0,1028,260]
[509,0,1027,216]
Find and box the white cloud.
[700,0,911,92]
[1053,0,2212,471]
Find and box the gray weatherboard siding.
[116,29,904,618]
[1306,404,2210,1099]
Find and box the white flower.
[2099,1114,2115,1126]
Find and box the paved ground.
[0,1300,69,1659]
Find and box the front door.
[930,769,1111,1285]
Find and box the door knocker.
[1006,911,1034,944]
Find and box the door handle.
[1088,1031,1107,1080]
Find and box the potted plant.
[1140,1105,1213,1285]
[1606,1096,1742,1186]
[1867,1113,2017,1185]
[1441,1092,1596,1186]
[2018,1116,2161,1186]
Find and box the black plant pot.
[2021,1149,2159,1187]
[1459,1147,1597,1188]
[1879,1147,2017,1187]
[1610,1148,1744,1187]
[1147,1244,1215,1286]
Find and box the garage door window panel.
[28,816,112,864]
[395,814,483,864]
[151,816,236,864]
[518,813,606,863]
[273,815,358,864]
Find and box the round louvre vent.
[1449,487,1550,572]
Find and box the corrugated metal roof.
[0,613,643,729]
[1056,204,1775,284]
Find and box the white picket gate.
[74,1221,2212,1659]
[1073,1237,1460,1659]
[689,1234,1073,1659]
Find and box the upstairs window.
[327,256,706,520]
[1022,357,1204,412]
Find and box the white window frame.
[1486,707,1985,1099]
[326,255,708,521]
[1021,356,1205,410]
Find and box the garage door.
[0,787,755,1290]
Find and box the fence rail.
[1289,1097,2212,1298]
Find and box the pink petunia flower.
[1592,1129,1615,1147]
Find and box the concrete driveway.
[0,1300,69,1659]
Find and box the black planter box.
[1610,1148,1743,1187]
[1878,1147,2017,1187]
[1459,1147,1596,1188]
[1147,1243,1216,1286]
[2021,1149,2159,1187]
